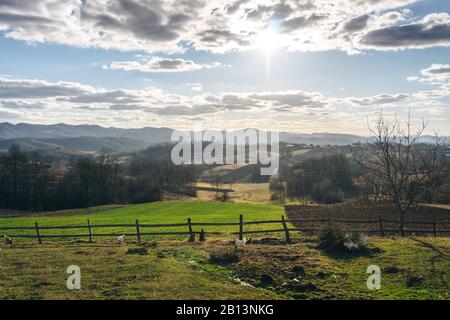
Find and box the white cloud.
[1,70,449,134]
[419,64,450,82]
[0,77,95,99]
[349,93,410,106]
[104,56,227,73]
[187,83,203,92]
[360,13,450,50]
[407,63,450,100]
[0,0,437,54]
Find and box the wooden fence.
[1,215,450,244]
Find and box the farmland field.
[195,182,272,203]
[1,201,449,300]
[194,182,315,205]
[0,201,286,242]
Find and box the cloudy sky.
[1,0,450,134]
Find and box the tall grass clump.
[318,225,368,253]
[209,250,241,264]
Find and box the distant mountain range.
[0,122,444,153]
[0,122,173,142]
[279,132,367,146]
[0,136,150,154]
[0,123,173,153]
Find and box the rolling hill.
[0,122,173,144]
[0,136,151,153]
[0,122,366,147]
[1,123,446,154]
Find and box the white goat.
[234,237,247,249]
[4,235,12,247]
[117,234,126,244]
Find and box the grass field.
[0,241,279,300]
[1,236,448,300]
[0,201,286,242]
[195,182,272,203]
[194,182,314,205]
[1,201,449,300]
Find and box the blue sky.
[0,0,450,134]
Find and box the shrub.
[318,225,367,253]
[215,192,231,202]
[260,274,275,287]
[209,250,241,264]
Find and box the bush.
[270,191,284,201]
[209,250,241,264]
[318,225,368,253]
[215,192,231,202]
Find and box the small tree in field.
[269,173,286,201]
[363,113,442,236]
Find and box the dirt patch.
[260,274,275,287]
[125,247,148,255]
[253,238,284,245]
[385,266,401,274]
[285,202,450,236]
[200,236,330,298]
[406,276,423,287]
[291,265,306,276]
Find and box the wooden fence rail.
[1,215,449,244]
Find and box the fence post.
[378,216,384,237]
[281,215,291,243]
[135,219,141,243]
[188,218,194,242]
[35,222,42,244]
[87,219,93,243]
[433,220,437,237]
[239,215,243,240]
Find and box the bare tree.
[363,112,442,236]
[269,173,286,201]
[210,168,230,201]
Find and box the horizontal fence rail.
[1,215,449,244]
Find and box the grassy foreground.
[0,236,448,300]
[1,201,448,300]
[0,241,278,300]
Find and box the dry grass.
[1,236,448,300]
[195,182,271,203]
[291,149,311,156]
[0,241,279,300]
[200,236,450,300]
[421,204,450,210]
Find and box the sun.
[255,27,282,79]
[256,29,281,53]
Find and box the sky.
[0,0,450,135]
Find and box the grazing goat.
[117,234,126,244]
[4,235,12,247]
[234,237,247,249]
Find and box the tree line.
[274,114,450,236]
[0,145,195,211]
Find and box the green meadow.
[1,201,449,300]
[0,201,286,241]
